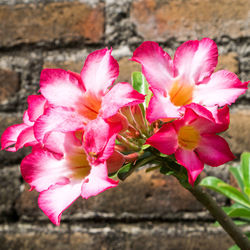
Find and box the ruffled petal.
[81,162,118,199]
[15,126,37,150]
[175,148,204,186]
[21,148,68,192]
[184,104,230,134]
[101,82,145,119]
[80,48,119,96]
[146,123,178,155]
[194,70,248,107]
[38,180,82,226]
[146,90,180,123]
[131,41,174,93]
[196,135,235,167]
[34,107,84,144]
[27,95,47,122]
[1,123,28,151]
[40,69,84,108]
[83,118,122,163]
[174,38,218,83]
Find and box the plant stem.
[187,185,250,250]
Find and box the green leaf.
[117,163,133,181]
[132,72,147,94]
[132,72,151,109]
[200,176,250,209]
[229,166,244,192]
[228,207,250,219]
[241,152,250,196]
[141,144,150,150]
[228,244,240,250]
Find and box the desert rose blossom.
[21,131,118,226]
[131,38,248,123]
[35,48,145,145]
[1,95,47,152]
[146,104,234,185]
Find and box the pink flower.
[146,104,235,185]
[131,38,248,123]
[35,48,145,144]
[1,95,47,152]
[21,131,118,226]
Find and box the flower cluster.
[1,38,248,225]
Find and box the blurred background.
[0,0,249,249]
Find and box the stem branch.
[187,185,250,250]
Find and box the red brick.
[0,2,104,47]
[131,0,249,41]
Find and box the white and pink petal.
[194,70,248,107]
[40,69,84,108]
[101,82,145,119]
[81,162,118,199]
[21,148,68,192]
[81,48,119,96]
[131,41,174,93]
[38,180,82,226]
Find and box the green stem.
[187,185,250,250]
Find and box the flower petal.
[21,148,68,192]
[38,180,82,226]
[15,126,37,150]
[80,48,119,96]
[84,118,122,163]
[146,90,180,123]
[27,95,47,122]
[40,69,84,108]
[1,123,28,151]
[174,38,218,83]
[81,162,118,199]
[194,70,248,106]
[175,148,204,186]
[184,104,230,134]
[34,107,84,144]
[196,135,235,167]
[131,41,174,93]
[146,123,178,155]
[101,82,145,119]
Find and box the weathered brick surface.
[116,57,141,83]
[223,109,250,156]
[0,0,249,247]
[0,166,21,220]
[15,169,206,222]
[131,0,249,41]
[0,2,104,47]
[216,53,239,74]
[0,222,234,250]
[0,69,19,105]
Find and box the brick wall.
[0,0,249,249]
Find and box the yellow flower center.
[77,92,102,122]
[178,125,200,150]
[66,148,91,179]
[169,80,194,106]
